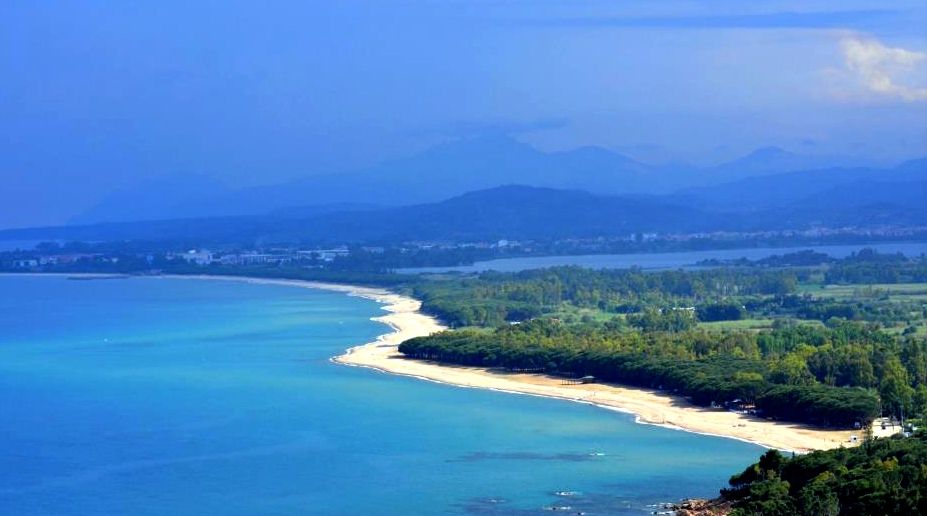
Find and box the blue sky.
[2,0,926,228]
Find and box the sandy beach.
[153,275,873,452]
[325,286,876,453]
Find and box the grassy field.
[796,282,927,337]
[529,281,927,334]
[697,318,775,331]
[798,282,927,301]
[549,304,618,324]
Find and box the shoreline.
[335,329,859,453]
[5,272,867,452]
[294,280,861,453]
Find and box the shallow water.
[0,275,762,514]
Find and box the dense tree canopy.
[399,319,896,427]
[724,433,927,515]
[413,266,798,327]
[401,259,927,427]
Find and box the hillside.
[71,135,656,224]
[301,185,716,242]
[6,182,927,246]
[5,186,716,244]
[676,158,927,212]
[719,436,927,514]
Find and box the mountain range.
[70,135,890,225]
[674,157,927,212]
[3,134,923,245]
[4,178,925,246]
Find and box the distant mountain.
[675,157,927,212]
[70,174,233,225]
[774,180,927,227]
[299,185,717,242]
[893,157,927,177]
[71,135,875,226]
[0,186,716,244]
[795,180,927,211]
[266,203,381,219]
[702,146,864,184]
[74,135,663,224]
[5,182,927,246]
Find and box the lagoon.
[400,241,927,274]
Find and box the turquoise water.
[0,276,762,515]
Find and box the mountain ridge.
[9,182,926,246]
[69,135,908,226]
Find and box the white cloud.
[840,36,927,102]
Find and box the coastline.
[301,280,859,453]
[336,327,858,452]
[4,273,865,452]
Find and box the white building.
[182,250,214,266]
[298,247,350,262]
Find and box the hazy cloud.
[841,36,927,101]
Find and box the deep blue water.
[0,276,762,515]
[400,241,927,274]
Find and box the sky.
[2,0,926,228]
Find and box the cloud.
[841,36,927,101]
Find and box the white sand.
[159,275,876,451]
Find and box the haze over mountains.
[2,134,923,246]
[4,177,925,246]
[70,135,890,225]
[674,158,927,211]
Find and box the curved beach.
[0,272,774,513]
[331,290,871,453]
[167,275,862,452]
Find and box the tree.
[913,384,927,418]
[880,356,914,419]
[731,478,795,516]
[797,472,839,516]
[769,352,815,386]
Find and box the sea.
[0,275,762,515]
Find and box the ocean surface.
[0,275,762,515]
[400,241,927,274]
